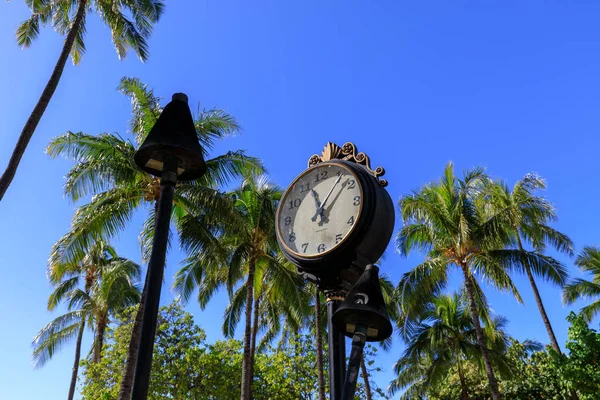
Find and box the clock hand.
[312,175,342,221]
[310,189,324,222]
[311,189,321,210]
[322,178,349,214]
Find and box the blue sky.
[1,1,600,398]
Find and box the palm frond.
[49,187,142,266]
[32,311,86,368]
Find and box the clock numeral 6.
[284,216,292,226]
[317,243,326,253]
[289,232,296,242]
[288,199,301,210]
[301,243,309,253]
[335,234,343,244]
[353,196,361,206]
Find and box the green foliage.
[18,0,165,63]
[558,312,600,397]
[81,303,243,400]
[563,246,600,321]
[47,77,262,266]
[389,293,512,399]
[413,312,600,400]
[80,302,387,399]
[32,241,140,368]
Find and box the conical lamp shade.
[332,265,393,342]
[134,93,206,181]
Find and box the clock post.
[276,142,395,400]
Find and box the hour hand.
[311,190,323,222]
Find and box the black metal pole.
[327,299,346,400]
[340,327,367,400]
[131,159,178,400]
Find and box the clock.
[276,159,394,288]
[277,162,362,257]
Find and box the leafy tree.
[33,242,139,400]
[46,77,261,400]
[388,293,512,400]
[46,239,140,363]
[396,163,528,400]
[174,174,302,400]
[558,312,600,398]
[82,303,244,400]
[421,313,600,400]
[564,246,600,322]
[486,174,572,353]
[81,302,388,400]
[0,0,164,200]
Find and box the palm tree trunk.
[314,287,326,400]
[248,294,260,392]
[523,264,562,353]
[0,0,87,201]
[93,315,108,363]
[240,258,256,400]
[462,266,501,400]
[516,237,562,354]
[360,357,372,400]
[457,356,469,400]
[68,318,86,400]
[117,272,149,400]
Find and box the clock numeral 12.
[315,171,328,182]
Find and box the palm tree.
[0,0,164,200]
[47,239,141,363]
[396,162,542,400]
[485,174,572,353]
[563,246,600,321]
[45,77,262,400]
[33,242,140,400]
[388,293,511,400]
[174,174,293,400]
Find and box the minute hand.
[312,175,342,221]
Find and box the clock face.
[277,163,363,258]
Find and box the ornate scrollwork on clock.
[308,142,388,187]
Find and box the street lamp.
[332,264,392,399]
[131,93,206,400]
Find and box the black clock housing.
[277,160,394,289]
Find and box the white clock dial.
[278,163,363,257]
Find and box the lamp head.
[332,264,393,342]
[134,93,206,180]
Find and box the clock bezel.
[276,161,364,259]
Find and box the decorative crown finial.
[308,141,388,187]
